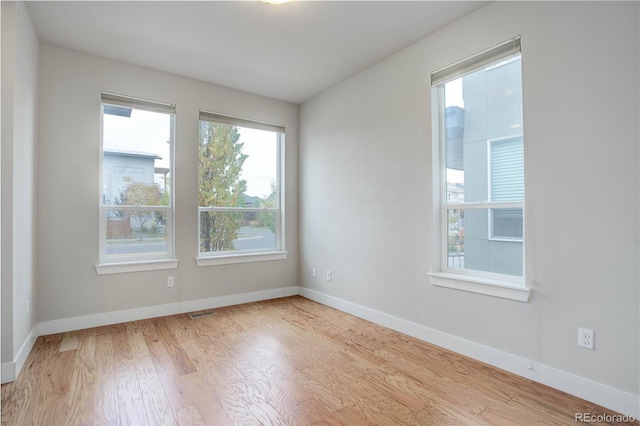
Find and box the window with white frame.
[197,111,286,265]
[429,37,528,300]
[99,93,175,266]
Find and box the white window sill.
[95,259,179,275]
[197,251,288,267]
[428,272,530,302]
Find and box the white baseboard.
[11,285,638,418]
[4,287,299,385]
[38,301,180,336]
[38,286,301,336]
[1,324,39,384]
[179,286,300,313]
[1,363,15,384]
[299,287,640,419]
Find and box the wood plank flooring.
[2,296,636,425]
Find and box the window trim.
[95,259,179,275]
[428,272,530,302]
[196,112,286,265]
[96,93,178,272]
[431,36,521,86]
[429,37,529,302]
[196,251,288,267]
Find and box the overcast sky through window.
[103,110,276,197]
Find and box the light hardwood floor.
[1,296,636,425]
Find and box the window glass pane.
[103,108,172,208]
[104,209,168,259]
[241,128,278,206]
[198,116,282,258]
[444,79,466,203]
[491,137,524,202]
[486,57,523,139]
[446,209,465,269]
[198,122,278,209]
[447,209,522,277]
[101,99,174,263]
[443,56,523,204]
[491,208,523,240]
[441,54,524,279]
[199,211,276,253]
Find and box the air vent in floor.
[187,310,216,319]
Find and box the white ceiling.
[26,1,489,104]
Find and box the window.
[429,37,529,301]
[197,111,286,266]
[97,93,176,272]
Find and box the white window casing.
[429,36,529,301]
[197,111,287,265]
[96,92,178,274]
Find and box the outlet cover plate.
[578,327,594,349]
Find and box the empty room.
[1,1,638,424]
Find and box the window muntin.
[100,93,175,264]
[198,112,284,258]
[434,39,524,282]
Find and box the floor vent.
[187,310,215,319]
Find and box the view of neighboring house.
[443,56,524,277]
[447,181,464,203]
[102,149,166,237]
[102,149,163,205]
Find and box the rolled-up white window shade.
[431,36,521,87]
[101,92,176,114]
[199,110,285,133]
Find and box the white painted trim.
[14,325,39,380]
[95,259,179,275]
[429,271,530,302]
[1,363,16,385]
[179,286,299,312]
[196,251,288,267]
[17,285,639,418]
[299,288,639,418]
[39,301,178,336]
[38,286,301,336]
[2,324,39,384]
[5,287,298,384]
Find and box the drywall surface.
[36,46,299,322]
[1,1,39,365]
[300,1,639,394]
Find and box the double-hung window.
[429,37,529,301]
[97,93,176,273]
[197,111,286,266]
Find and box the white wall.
[300,0,638,402]
[36,46,299,322]
[1,1,39,373]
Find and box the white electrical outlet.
[578,327,594,349]
[326,270,332,282]
[312,267,317,278]
[167,276,175,288]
